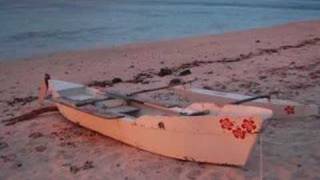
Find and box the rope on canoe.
[259,133,264,180]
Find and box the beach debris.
[70,166,80,174]
[128,78,195,96]
[16,162,23,168]
[2,106,58,126]
[90,72,155,87]
[28,132,43,139]
[214,82,226,90]
[111,77,123,84]
[87,80,113,87]
[169,78,182,86]
[82,161,94,170]
[83,37,320,90]
[34,145,47,152]
[176,37,320,67]
[262,49,279,54]
[6,96,37,107]
[69,161,94,174]
[287,83,313,90]
[128,72,153,84]
[0,154,16,163]
[309,70,320,79]
[1,108,9,114]
[59,141,77,148]
[0,141,9,151]
[202,86,213,90]
[259,75,267,80]
[178,69,191,76]
[185,169,201,180]
[268,59,320,82]
[158,122,165,129]
[88,78,123,87]
[239,81,260,89]
[158,67,172,77]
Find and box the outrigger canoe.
[42,77,273,166]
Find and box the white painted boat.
[174,86,318,119]
[44,79,273,166]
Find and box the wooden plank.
[79,105,124,119]
[2,106,58,126]
[107,105,140,114]
[54,96,111,107]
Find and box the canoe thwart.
[231,95,271,105]
[107,105,140,115]
[79,105,125,119]
[54,96,111,107]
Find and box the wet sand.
[0,20,320,179]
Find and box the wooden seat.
[79,105,124,119]
[56,96,111,107]
[96,99,127,108]
[107,105,140,115]
[80,104,140,118]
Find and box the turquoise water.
[1,0,320,60]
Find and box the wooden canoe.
[173,86,318,119]
[48,80,273,166]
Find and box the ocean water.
[1,0,320,60]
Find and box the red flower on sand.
[241,118,257,133]
[232,127,246,139]
[219,118,234,131]
[284,105,295,115]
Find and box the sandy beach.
[0,20,320,179]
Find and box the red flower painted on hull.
[241,119,257,133]
[219,118,234,131]
[219,117,258,140]
[232,127,246,139]
[284,106,295,115]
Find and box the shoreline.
[0,20,320,179]
[1,19,319,64]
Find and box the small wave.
[133,0,320,11]
[5,27,109,42]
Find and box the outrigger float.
[40,75,318,166]
[173,86,318,119]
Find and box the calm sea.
[1,0,320,60]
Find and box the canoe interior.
[50,81,180,118]
[49,80,273,121]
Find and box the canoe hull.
[57,103,263,166]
